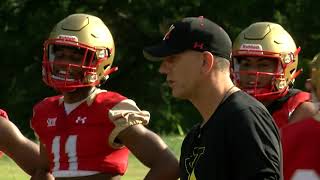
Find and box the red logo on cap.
[193,42,204,49]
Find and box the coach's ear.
[201,51,214,74]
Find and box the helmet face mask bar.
[42,14,115,92]
[231,22,301,101]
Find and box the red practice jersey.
[270,90,310,129]
[0,109,8,158]
[31,89,149,177]
[281,117,320,180]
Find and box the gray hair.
[214,56,230,72]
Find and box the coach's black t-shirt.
[180,91,281,180]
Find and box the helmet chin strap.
[97,66,119,86]
[104,66,118,76]
[287,68,303,84]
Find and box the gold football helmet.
[42,13,116,92]
[232,22,301,100]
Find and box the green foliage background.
[1,0,319,138]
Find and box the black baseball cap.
[143,16,232,61]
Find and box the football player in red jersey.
[31,13,179,180]
[281,52,320,180]
[231,22,316,129]
[0,108,53,179]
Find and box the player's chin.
[171,88,180,98]
[171,89,188,99]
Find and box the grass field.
[0,135,183,180]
